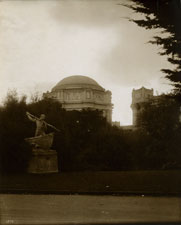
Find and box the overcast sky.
[0,0,173,124]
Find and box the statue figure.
[26,112,47,136]
[25,112,59,173]
[26,112,60,137]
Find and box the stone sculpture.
[25,112,59,173]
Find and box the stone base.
[27,149,58,174]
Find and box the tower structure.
[131,87,154,126]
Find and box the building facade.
[43,75,113,122]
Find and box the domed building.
[43,75,113,122]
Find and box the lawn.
[0,170,180,195]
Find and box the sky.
[0,0,173,125]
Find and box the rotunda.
[43,75,113,122]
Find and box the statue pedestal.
[27,149,58,174]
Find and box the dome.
[52,75,104,91]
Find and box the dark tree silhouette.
[136,94,181,169]
[124,0,181,94]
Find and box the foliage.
[136,95,181,169]
[0,91,31,173]
[137,95,180,138]
[53,110,127,171]
[124,0,181,94]
[0,90,181,173]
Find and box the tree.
[137,95,180,138]
[124,0,181,94]
[136,95,181,169]
[0,91,31,173]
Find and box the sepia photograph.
[0,0,181,224]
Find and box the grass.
[0,170,181,195]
